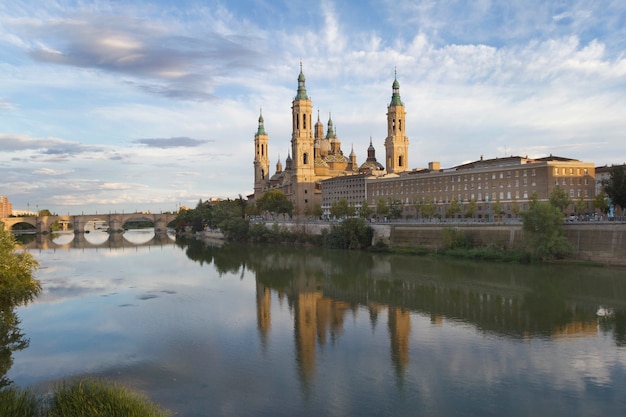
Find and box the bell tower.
[291,63,315,210]
[385,70,409,173]
[253,109,270,198]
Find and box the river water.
[6,230,626,416]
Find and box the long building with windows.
[365,155,595,220]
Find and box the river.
[5,230,626,416]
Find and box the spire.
[367,136,376,161]
[390,67,403,106]
[257,108,266,135]
[349,143,356,157]
[295,61,308,100]
[276,154,283,173]
[325,113,335,139]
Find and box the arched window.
[261,169,265,179]
[399,155,404,167]
[399,119,402,131]
[303,113,306,129]
[303,153,308,164]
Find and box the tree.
[376,198,389,218]
[256,190,293,219]
[574,196,587,216]
[420,197,436,219]
[445,198,461,219]
[465,199,477,219]
[520,201,572,260]
[389,199,403,219]
[312,203,324,218]
[0,225,41,306]
[330,198,352,219]
[0,224,41,388]
[492,196,503,220]
[358,200,373,219]
[593,191,610,215]
[602,165,626,212]
[549,185,572,213]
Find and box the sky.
[1,0,625,215]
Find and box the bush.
[441,227,474,250]
[521,201,573,260]
[47,378,172,417]
[323,218,373,250]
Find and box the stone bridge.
[1,212,178,233]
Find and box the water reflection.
[180,240,626,358]
[14,229,176,251]
[9,238,626,415]
[0,307,29,388]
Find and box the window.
[303,153,308,164]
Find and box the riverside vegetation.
[175,187,586,263]
[0,224,173,417]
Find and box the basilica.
[251,64,409,213]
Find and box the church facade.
[251,65,408,214]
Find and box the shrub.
[323,218,373,250]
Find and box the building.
[0,195,12,218]
[251,64,407,214]
[366,155,595,220]
[252,65,596,220]
[596,164,626,217]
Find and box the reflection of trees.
[178,239,626,343]
[0,306,29,388]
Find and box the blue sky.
[1,0,625,215]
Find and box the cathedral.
[251,64,409,214]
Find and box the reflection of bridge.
[1,212,177,233]
[19,230,177,250]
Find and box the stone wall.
[263,221,626,266]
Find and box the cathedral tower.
[385,71,409,173]
[253,109,270,197]
[291,63,315,210]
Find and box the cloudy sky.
[1,1,625,215]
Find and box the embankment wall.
[273,221,626,266]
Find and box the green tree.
[256,190,294,219]
[38,209,53,216]
[330,198,352,219]
[492,196,503,221]
[312,203,324,218]
[359,200,373,219]
[602,165,626,212]
[465,199,477,219]
[511,197,520,217]
[521,201,572,260]
[549,185,572,213]
[0,225,41,306]
[376,198,389,218]
[593,191,610,215]
[420,197,436,219]
[389,199,403,219]
[445,197,461,219]
[574,196,587,216]
[0,225,41,388]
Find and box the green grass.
[0,386,39,417]
[0,379,172,417]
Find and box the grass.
[0,379,172,417]
[0,386,39,417]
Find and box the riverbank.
[251,220,626,266]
